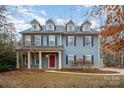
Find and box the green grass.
[0,71,124,88]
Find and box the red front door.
[49,55,55,68]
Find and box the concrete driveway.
[100,68,124,75]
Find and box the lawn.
[0,70,124,88]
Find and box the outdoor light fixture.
[46,54,49,58]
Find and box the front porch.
[16,50,62,69]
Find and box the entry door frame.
[48,54,56,69]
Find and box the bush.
[72,58,92,68]
[0,44,16,72]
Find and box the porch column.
[16,51,19,69]
[27,51,31,69]
[58,51,62,69]
[39,51,42,69]
[60,35,62,45]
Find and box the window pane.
[68,55,74,64]
[67,25,74,31]
[68,36,74,46]
[35,35,41,46]
[69,26,72,30]
[85,36,91,46]
[25,36,31,46]
[47,24,54,30]
[83,25,90,31]
[33,25,37,29]
[48,25,52,29]
[85,55,91,62]
[49,35,55,46]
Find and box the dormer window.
[66,20,75,32]
[33,24,37,30]
[31,19,40,31]
[83,25,90,31]
[82,20,91,31]
[46,24,54,30]
[67,25,74,31]
[48,24,52,29]
[46,19,55,31]
[32,24,39,30]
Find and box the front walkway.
[45,68,124,75]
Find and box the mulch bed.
[0,69,44,76]
[56,68,119,74]
[0,68,119,76]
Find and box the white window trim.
[85,36,91,46]
[68,54,74,64]
[67,24,74,31]
[83,25,90,31]
[46,23,54,30]
[35,35,41,46]
[25,35,31,46]
[32,23,39,30]
[85,55,92,62]
[68,36,74,46]
[49,35,55,46]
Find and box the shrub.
[72,58,92,68]
[0,44,16,72]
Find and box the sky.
[5,5,100,32]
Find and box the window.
[49,35,55,46]
[83,25,90,31]
[33,24,37,29]
[32,24,39,30]
[68,54,74,64]
[85,36,91,46]
[67,25,74,31]
[68,36,74,46]
[69,26,72,30]
[85,55,92,62]
[25,35,31,46]
[35,35,41,46]
[48,24,52,29]
[47,24,54,30]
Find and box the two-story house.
[16,19,101,69]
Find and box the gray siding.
[62,35,99,68]
[42,53,48,68]
[22,33,99,68]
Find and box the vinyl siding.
[62,35,99,68]
[22,33,99,68]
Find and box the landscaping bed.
[56,68,119,74]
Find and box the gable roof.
[30,19,43,30]
[46,19,55,24]
[80,20,91,31]
[66,20,75,25]
[83,20,91,25]
[31,19,40,24]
